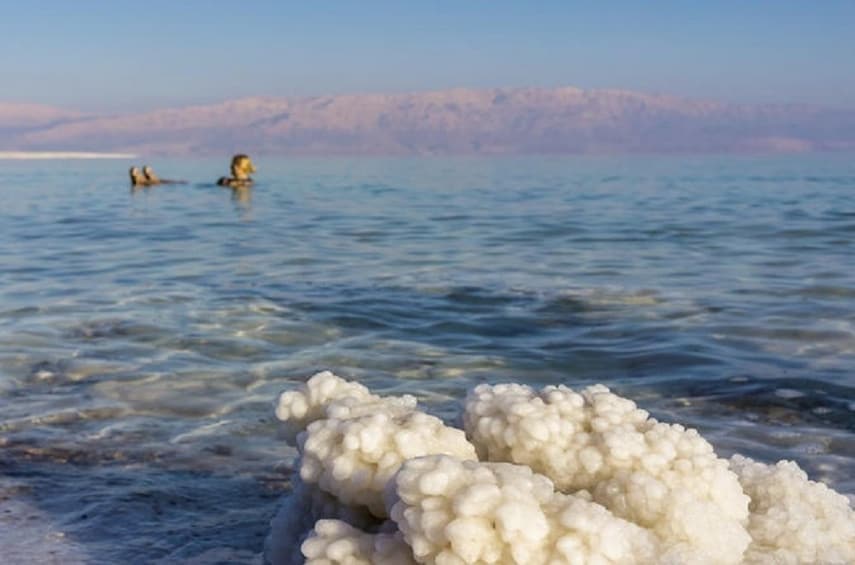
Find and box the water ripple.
[1,155,854,560]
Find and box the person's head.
[142,165,159,181]
[230,154,256,179]
[129,166,145,184]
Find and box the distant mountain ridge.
[2,87,854,156]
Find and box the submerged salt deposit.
[268,371,855,565]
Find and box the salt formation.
[389,454,658,564]
[463,383,751,564]
[731,455,855,564]
[276,371,374,429]
[265,479,379,565]
[276,371,477,517]
[301,520,415,565]
[267,371,855,565]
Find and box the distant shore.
[0,151,136,160]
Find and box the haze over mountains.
[2,87,854,156]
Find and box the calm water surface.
[1,155,854,562]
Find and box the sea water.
[0,155,853,562]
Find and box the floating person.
[142,165,186,185]
[129,166,148,186]
[217,154,256,187]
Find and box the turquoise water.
[1,155,854,562]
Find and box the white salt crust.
[731,455,855,564]
[266,372,855,565]
[264,478,378,565]
[389,454,659,564]
[301,520,416,565]
[276,371,374,429]
[462,383,751,563]
[277,371,477,517]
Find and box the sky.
[1,0,854,113]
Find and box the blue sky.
[2,1,853,112]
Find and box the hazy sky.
[2,1,853,112]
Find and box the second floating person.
[217,154,256,188]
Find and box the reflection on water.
[1,155,854,561]
[231,186,252,205]
[231,186,253,221]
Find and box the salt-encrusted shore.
[267,371,855,565]
[0,151,136,159]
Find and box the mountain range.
[2,87,854,156]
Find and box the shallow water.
[1,155,854,562]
